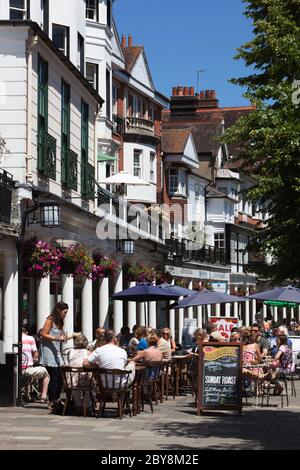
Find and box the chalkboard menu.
[197,343,243,415]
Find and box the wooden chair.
[141,362,165,413]
[61,366,95,417]
[95,368,132,419]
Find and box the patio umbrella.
[248,285,300,303]
[112,283,180,302]
[157,283,197,297]
[172,289,247,309]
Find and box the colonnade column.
[37,275,50,331]
[128,282,136,331]
[282,307,287,320]
[234,302,239,319]
[178,296,184,344]
[215,304,221,317]
[197,306,203,328]
[252,299,257,324]
[225,303,231,317]
[3,254,16,352]
[273,306,278,324]
[62,275,74,336]
[263,303,267,321]
[114,268,123,334]
[99,277,109,329]
[82,277,93,341]
[188,281,194,319]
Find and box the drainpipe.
[25,30,38,183]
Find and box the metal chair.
[95,368,132,419]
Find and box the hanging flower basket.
[124,263,156,283]
[61,244,93,278]
[23,239,62,278]
[92,254,120,280]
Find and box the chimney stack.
[189,87,195,96]
[183,86,189,96]
[172,87,178,96]
[128,34,133,47]
[121,34,126,48]
[177,86,183,96]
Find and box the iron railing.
[0,168,14,224]
[112,114,125,135]
[37,130,56,180]
[166,238,226,266]
[126,116,154,135]
[81,163,95,200]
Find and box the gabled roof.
[161,128,192,154]
[123,46,155,91]
[111,19,125,67]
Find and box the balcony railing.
[37,130,56,180]
[0,168,14,224]
[166,238,226,266]
[81,163,95,200]
[112,114,125,135]
[126,116,154,135]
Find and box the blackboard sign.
[197,342,243,415]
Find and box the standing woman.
[40,302,73,410]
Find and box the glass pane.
[10,0,25,8]
[10,9,25,19]
[53,27,65,52]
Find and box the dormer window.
[169,168,186,196]
[9,0,27,20]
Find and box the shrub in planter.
[62,244,93,278]
[24,239,62,278]
[92,254,120,280]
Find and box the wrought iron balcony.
[112,114,125,135]
[0,168,14,224]
[126,116,154,136]
[81,163,95,200]
[166,238,226,266]
[37,129,57,180]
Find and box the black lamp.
[123,240,135,255]
[39,201,61,227]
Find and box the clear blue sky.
[113,0,254,107]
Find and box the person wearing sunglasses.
[160,328,177,354]
[251,323,269,358]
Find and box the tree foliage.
[223,0,300,282]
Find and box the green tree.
[223,0,300,282]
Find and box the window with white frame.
[133,150,142,178]
[86,0,98,21]
[150,152,156,183]
[112,83,118,115]
[148,105,154,122]
[169,168,179,194]
[52,24,69,57]
[10,0,27,19]
[214,232,225,250]
[86,63,98,91]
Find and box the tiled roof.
[122,47,143,73]
[161,128,192,154]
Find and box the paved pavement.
[0,381,300,450]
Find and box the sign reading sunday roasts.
[197,343,243,415]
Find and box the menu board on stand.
[197,342,243,416]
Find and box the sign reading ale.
[197,342,243,415]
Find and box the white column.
[225,303,231,317]
[282,307,287,320]
[169,303,175,338]
[178,307,184,345]
[252,299,257,324]
[149,301,156,329]
[37,275,50,331]
[215,303,221,316]
[188,281,194,319]
[197,306,203,328]
[234,302,239,318]
[137,302,145,325]
[3,254,16,352]
[62,275,74,335]
[128,282,136,330]
[12,253,18,346]
[114,269,123,334]
[207,304,211,320]
[290,307,294,322]
[82,277,93,341]
[245,301,250,327]
[99,277,109,330]
[298,305,300,323]
[263,303,267,320]
[274,306,278,323]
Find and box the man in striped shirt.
[22,327,50,403]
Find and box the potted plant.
[23,239,62,278]
[124,263,156,283]
[61,244,93,278]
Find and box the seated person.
[270,335,294,378]
[242,330,269,380]
[83,329,135,387]
[192,328,207,353]
[67,334,90,366]
[132,332,162,363]
[160,328,176,353]
[88,327,106,352]
[22,326,50,403]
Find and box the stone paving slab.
[1,385,300,450]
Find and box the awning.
[98,153,117,162]
[264,300,298,308]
